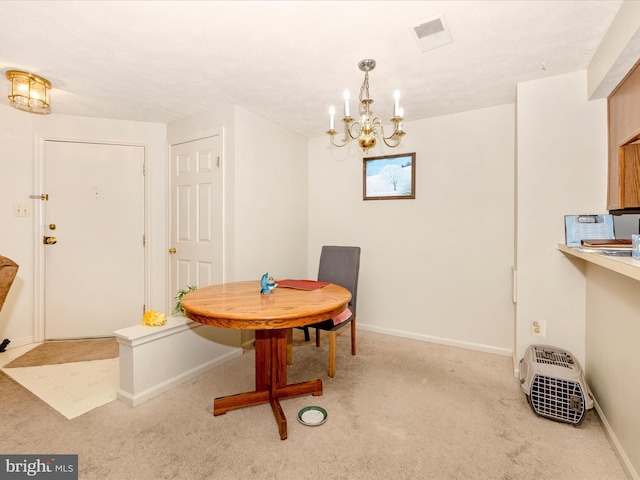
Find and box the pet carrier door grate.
[520,345,593,425]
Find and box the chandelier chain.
[359,72,370,107]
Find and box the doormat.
[3,338,119,368]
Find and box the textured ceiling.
[0,1,625,138]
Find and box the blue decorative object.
[260,272,276,294]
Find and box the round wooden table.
[181,280,351,440]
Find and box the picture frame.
[363,152,416,200]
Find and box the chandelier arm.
[381,135,402,148]
[378,122,399,141]
[328,132,350,148]
[378,121,406,148]
[346,121,362,140]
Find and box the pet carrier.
[519,345,593,425]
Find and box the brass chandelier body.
[327,59,405,152]
[6,70,51,115]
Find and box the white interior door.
[170,135,222,304]
[44,141,145,339]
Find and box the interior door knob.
[169,247,177,254]
[43,236,57,245]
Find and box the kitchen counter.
[557,243,640,282]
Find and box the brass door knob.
[169,247,177,254]
[43,236,57,245]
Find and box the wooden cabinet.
[608,60,640,210]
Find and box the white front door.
[43,141,145,339]
[170,135,222,306]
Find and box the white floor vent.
[519,345,593,425]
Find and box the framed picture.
[363,152,416,200]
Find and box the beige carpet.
[3,338,118,368]
[0,330,628,480]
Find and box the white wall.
[0,106,167,346]
[232,107,308,281]
[0,105,35,346]
[585,264,640,478]
[308,104,516,356]
[515,71,608,367]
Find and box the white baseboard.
[593,397,639,480]
[358,323,513,357]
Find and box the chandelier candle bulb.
[329,106,335,131]
[394,90,400,117]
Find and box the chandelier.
[327,59,405,152]
[6,70,52,115]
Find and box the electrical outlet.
[532,320,546,337]
[13,203,30,217]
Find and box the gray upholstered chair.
[287,246,361,378]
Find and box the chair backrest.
[317,246,361,315]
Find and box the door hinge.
[216,156,220,167]
[142,234,146,247]
[143,305,146,315]
[143,162,147,175]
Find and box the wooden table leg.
[213,328,323,439]
[271,329,288,389]
[254,329,270,391]
[269,330,287,439]
[270,397,287,440]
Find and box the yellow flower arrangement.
[142,310,167,326]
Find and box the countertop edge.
[557,243,640,282]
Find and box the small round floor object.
[297,406,328,426]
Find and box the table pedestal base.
[213,329,323,440]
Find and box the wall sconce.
[6,70,51,115]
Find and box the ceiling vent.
[410,14,453,53]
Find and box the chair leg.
[316,328,321,347]
[350,317,356,356]
[328,331,336,378]
[286,328,293,365]
[303,326,310,342]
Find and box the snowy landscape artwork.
[363,152,415,200]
